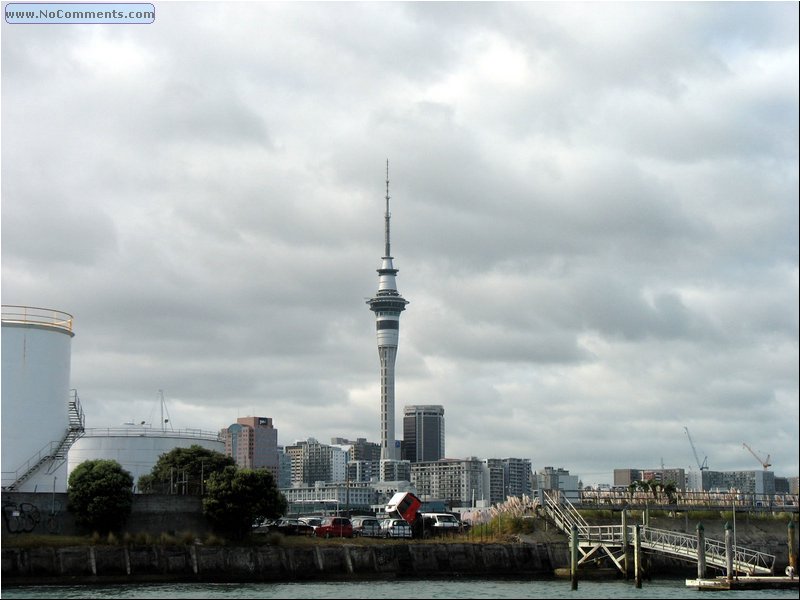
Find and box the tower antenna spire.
[384,158,391,258]
[368,159,408,461]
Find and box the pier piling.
[696,522,706,580]
[725,522,733,582]
[570,524,578,590]
[634,524,642,589]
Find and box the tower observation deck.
[367,161,409,461]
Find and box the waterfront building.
[402,405,445,463]
[380,458,411,483]
[613,469,639,487]
[534,466,580,503]
[410,457,484,508]
[220,416,279,479]
[687,469,776,495]
[485,457,533,503]
[485,460,506,505]
[277,446,293,489]
[331,437,381,462]
[280,480,376,515]
[613,467,686,491]
[284,438,348,486]
[366,162,409,461]
[347,459,379,483]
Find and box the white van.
[420,512,463,536]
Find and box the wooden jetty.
[686,575,799,591]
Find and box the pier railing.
[541,490,775,576]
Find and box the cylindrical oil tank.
[67,429,225,491]
[1,305,75,492]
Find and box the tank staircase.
[540,490,775,576]
[2,390,85,491]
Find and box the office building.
[221,416,279,479]
[402,405,445,463]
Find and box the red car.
[314,516,353,538]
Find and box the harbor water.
[2,578,798,599]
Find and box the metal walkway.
[541,490,775,576]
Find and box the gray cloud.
[2,2,797,483]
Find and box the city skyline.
[1,2,797,485]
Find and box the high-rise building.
[284,437,348,486]
[366,161,409,461]
[485,457,532,503]
[330,437,382,462]
[534,466,580,503]
[403,405,445,463]
[410,457,485,508]
[221,416,279,479]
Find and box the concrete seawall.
[1,542,568,585]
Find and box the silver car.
[350,516,382,537]
[380,517,413,538]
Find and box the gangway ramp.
[540,491,774,576]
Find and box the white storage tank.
[1,305,77,492]
[67,428,225,491]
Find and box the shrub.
[68,459,134,535]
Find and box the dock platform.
[686,576,799,591]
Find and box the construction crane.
[742,442,771,470]
[684,427,708,471]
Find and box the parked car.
[380,517,413,538]
[299,516,323,530]
[350,516,383,538]
[251,518,273,531]
[421,512,463,537]
[269,518,315,536]
[314,516,353,538]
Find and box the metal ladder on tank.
[2,390,85,491]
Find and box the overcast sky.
[2,1,798,485]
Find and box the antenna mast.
[158,389,173,431]
[384,159,391,258]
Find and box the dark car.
[314,516,353,538]
[351,516,382,537]
[269,518,315,536]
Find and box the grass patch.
[1,535,89,549]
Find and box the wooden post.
[570,524,578,590]
[789,520,797,575]
[622,508,631,579]
[634,523,642,589]
[724,521,733,582]
[696,522,706,580]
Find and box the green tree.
[202,466,287,539]
[627,482,637,500]
[649,480,662,500]
[663,481,678,504]
[138,444,234,495]
[67,459,134,534]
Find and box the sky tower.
[367,161,409,461]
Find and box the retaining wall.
[1,541,567,585]
[2,492,210,537]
